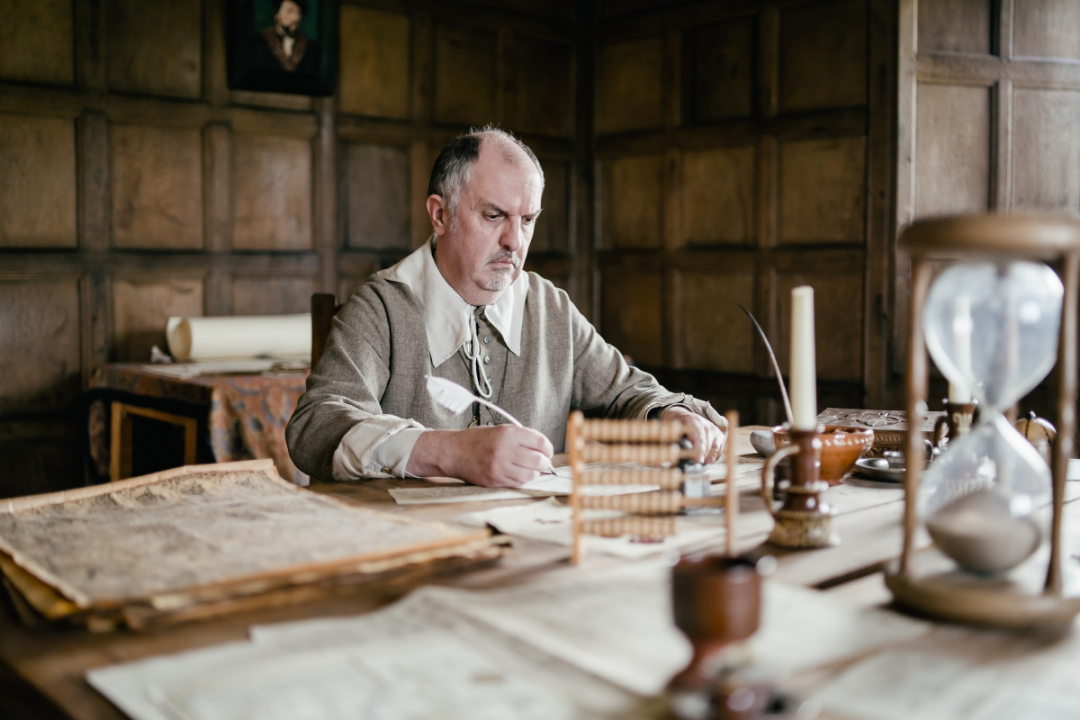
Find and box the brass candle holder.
[760,424,838,548]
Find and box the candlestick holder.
[760,424,838,548]
[932,398,978,450]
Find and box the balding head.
[427,126,545,231]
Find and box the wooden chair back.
[311,293,342,368]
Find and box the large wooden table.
[0,427,1075,719]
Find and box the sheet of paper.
[455,497,724,559]
[138,359,308,378]
[90,589,645,720]
[813,616,1080,720]
[388,457,765,506]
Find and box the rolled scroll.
[166,315,311,361]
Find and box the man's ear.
[427,194,449,235]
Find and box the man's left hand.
[661,405,725,465]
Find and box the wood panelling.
[434,24,498,126]
[779,136,866,243]
[338,7,411,119]
[1012,88,1080,211]
[512,36,572,137]
[605,155,663,249]
[0,114,76,248]
[106,0,202,99]
[917,0,992,56]
[0,0,73,85]
[779,0,867,112]
[111,123,204,250]
[232,134,313,251]
[112,278,203,362]
[686,17,755,124]
[597,37,664,134]
[232,277,314,316]
[914,83,990,218]
[682,146,756,246]
[600,269,662,367]
[0,419,82,498]
[531,159,569,254]
[1015,1,1080,60]
[0,281,81,415]
[778,271,863,381]
[680,272,755,372]
[347,143,411,250]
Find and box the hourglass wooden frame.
[886,214,1080,628]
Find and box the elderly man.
[287,127,726,487]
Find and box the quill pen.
[738,304,794,425]
[425,376,556,474]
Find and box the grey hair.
[427,125,544,230]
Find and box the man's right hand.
[405,425,554,488]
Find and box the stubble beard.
[480,251,522,292]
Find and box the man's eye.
[523,217,536,225]
[485,214,499,221]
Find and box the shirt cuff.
[332,416,425,480]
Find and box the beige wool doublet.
[287,247,724,482]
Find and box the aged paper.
[90,589,651,720]
[388,457,765,506]
[455,497,725,559]
[0,462,481,607]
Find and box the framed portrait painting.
[227,0,337,96]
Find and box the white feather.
[425,376,523,427]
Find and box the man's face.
[275,1,302,35]
[432,142,543,306]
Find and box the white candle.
[948,296,973,404]
[790,286,817,430]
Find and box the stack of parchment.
[0,460,504,631]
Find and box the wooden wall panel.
[531,159,569,254]
[778,272,863,381]
[686,17,755,124]
[338,7,410,118]
[605,155,663,249]
[434,24,498,126]
[232,134,313,251]
[779,136,865,243]
[347,144,411,250]
[112,278,203,362]
[917,0,992,55]
[111,124,204,250]
[0,282,81,415]
[779,0,867,112]
[106,0,202,99]
[0,0,73,85]
[680,272,755,372]
[0,114,76,248]
[513,37,572,137]
[1015,1,1080,59]
[597,37,664,134]
[0,420,82,498]
[600,269,662,367]
[232,277,315,316]
[682,146,756,246]
[1012,89,1080,212]
[914,83,990,218]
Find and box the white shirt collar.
[377,236,528,368]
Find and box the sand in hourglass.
[926,486,1042,575]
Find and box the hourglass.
[886,215,1080,629]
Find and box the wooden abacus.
[566,411,740,564]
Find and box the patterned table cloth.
[87,363,310,485]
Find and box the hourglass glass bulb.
[924,261,1062,413]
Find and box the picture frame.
[227,0,337,96]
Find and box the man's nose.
[500,218,525,252]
